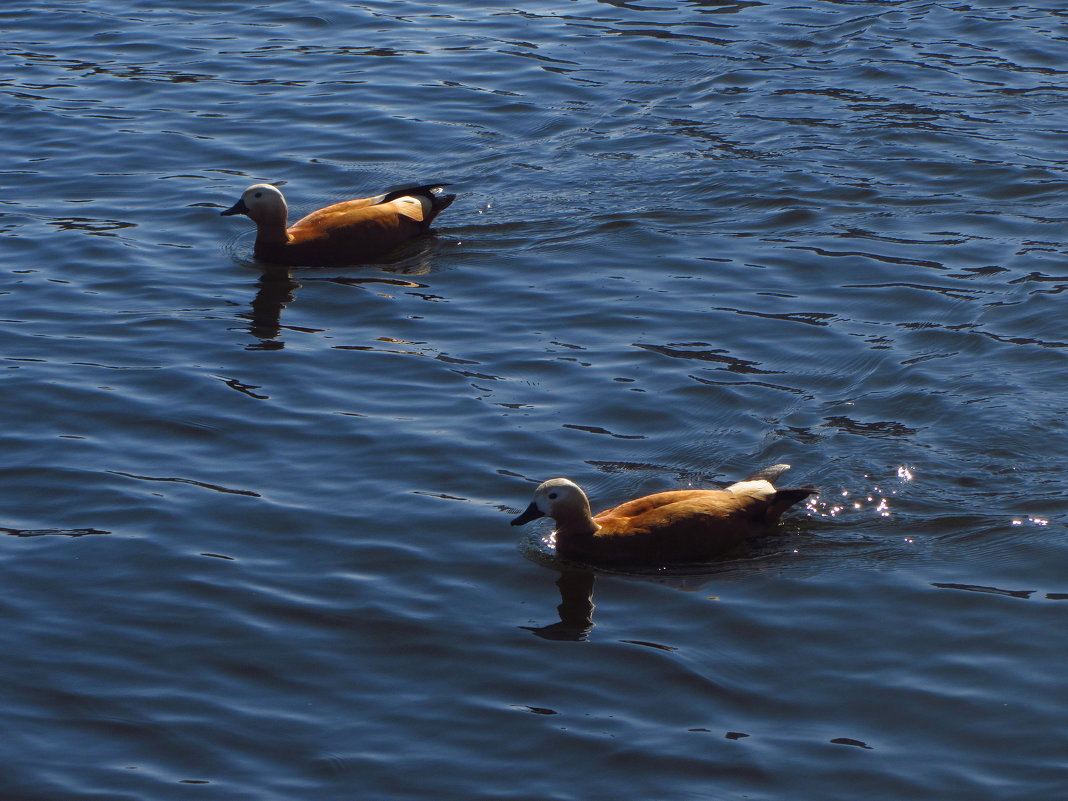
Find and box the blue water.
[3,1,1068,799]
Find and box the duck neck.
[554,499,600,541]
[251,204,290,246]
[255,218,290,246]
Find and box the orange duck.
[511,464,817,565]
[221,182,455,266]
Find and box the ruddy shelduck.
[511,464,817,565]
[221,182,455,266]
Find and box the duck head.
[511,478,597,534]
[221,183,289,232]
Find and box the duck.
[511,464,817,565]
[220,182,455,266]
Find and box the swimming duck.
[511,464,817,565]
[221,182,455,266]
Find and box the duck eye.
[254,192,262,198]
[548,492,558,500]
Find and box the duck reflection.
[238,244,439,349]
[244,267,301,347]
[522,564,732,642]
[522,569,597,642]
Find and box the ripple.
[4,1,1068,799]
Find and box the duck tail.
[378,183,456,225]
[426,189,456,224]
[743,463,792,486]
[737,463,817,519]
[768,486,819,520]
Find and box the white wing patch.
[724,479,775,500]
[393,195,429,222]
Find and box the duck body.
[221,183,455,266]
[511,464,817,566]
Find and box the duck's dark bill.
[511,502,544,526]
[220,198,249,216]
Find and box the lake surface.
[3,1,1068,798]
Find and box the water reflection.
[239,270,435,349]
[931,582,1034,600]
[522,570,597,642]
[237,242,442,348]
[634,341,778,374]
[521,564,742,643]
[0,526,110,537]
[46,216,137,236]
[244,268,301,346]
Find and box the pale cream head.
[510,477,598,529]
[238,183,287,225]
[534,478,587,516]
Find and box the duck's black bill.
[220,198,249,217]
[511,502,544,526]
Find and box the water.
[3,1,1068,798]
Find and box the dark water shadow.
[243,268,303,347]
[517,536,797,643]
[1,526,110,538]
[521,569,597,642]
[235,238,445,349]
[518,552,783,643]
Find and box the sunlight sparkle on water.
[807,468,913,519]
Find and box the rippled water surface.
[3,1,1068,799]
